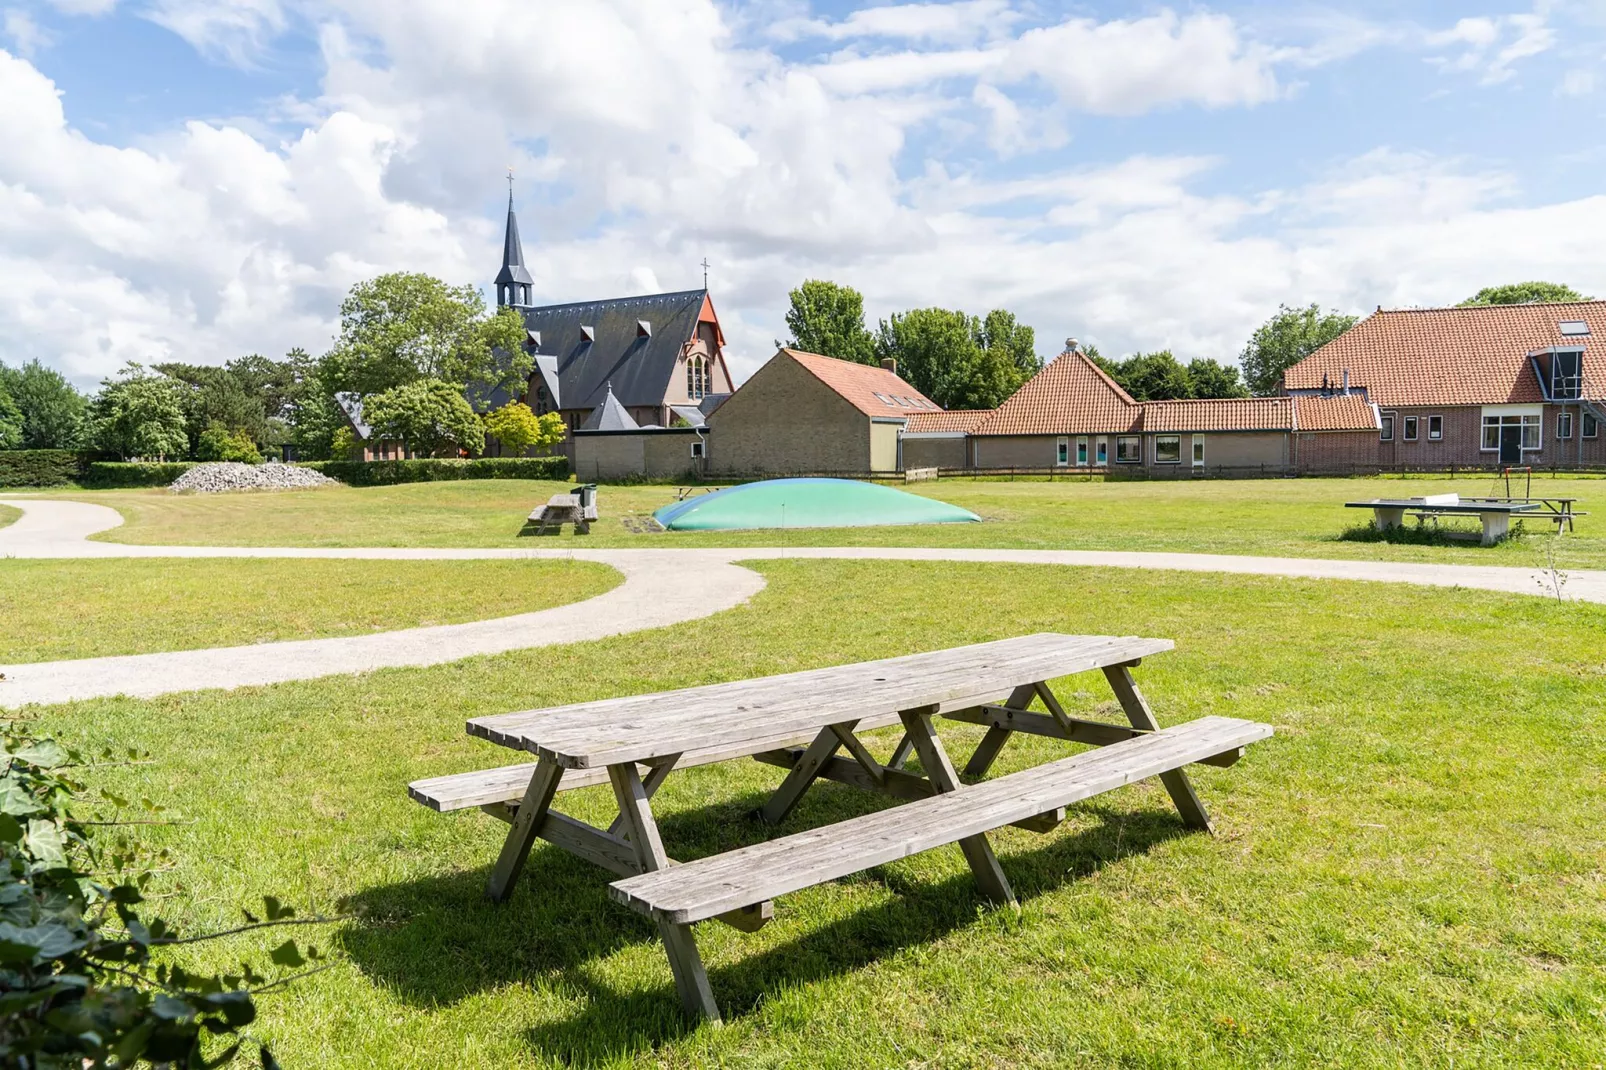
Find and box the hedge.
[0,450,92,488]
[301,456,569,486]
[79,461,197,488]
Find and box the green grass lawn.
[0,502,19,530]
[25,474,1606,570]
[0,558,617,663]
[24,560,1605,1068]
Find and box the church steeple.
[495,173,534,308]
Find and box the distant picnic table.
[411,634,1271,1021]
[1345,494,1583,546]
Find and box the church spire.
[495,171,534,308]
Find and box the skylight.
[1559,320,1590,337]
[873,392,895,406]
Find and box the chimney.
[880,358,897,374]
[1342,368,1350,395]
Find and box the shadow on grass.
[339,790,1188,1065]
[1334,519,1539,547]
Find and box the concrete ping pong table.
[1347,494,1542,546]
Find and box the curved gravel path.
[2,497,1601,708]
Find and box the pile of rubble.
[169,463,339,493]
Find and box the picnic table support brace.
[963,683,1037,778]
[760,720,856,825]
[1102,664,1213,834]
[898,706,1017,910]
[609,755,679,837]
[485,756,565,901]
[608,762,722,1023]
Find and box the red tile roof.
[782,349,938,419]
[1293,393,1379,432]
[1283,301,1606,407]
[971,351,1141,436]
[1142,397,1292,432]
[906,410,991,434]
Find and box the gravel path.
[3,497,1600,708]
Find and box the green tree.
[482,401,565,456]
[783,280,876,365]
[0,381,21,449]
[1184,357,1249,399]
[88,364,190,460]
[363,378,486,457]
[977,309,1041,381]
[1122,351,1193,401]
[153,362,269,455]
[0,359,86,449]
[1239,303,1358,396]
[874,307,1039,410]
[1458,281,1589,306]
[196,426,264,463]
[323,273,529,398]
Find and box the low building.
[902,410,991,469]
[960,347,1379,473]
[571,384,705,481]
[707,349,939,475]
[1283,302,1606,468]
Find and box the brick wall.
[1374,404,1606,468]
[707,353,871,474]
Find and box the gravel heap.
[169,462,339,494]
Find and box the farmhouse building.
[1283,302,1606,468]
[949,346,1379,473]
[489,193,735,434]
[706,349,939,475]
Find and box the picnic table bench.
[410,633,1272,1022]
[528,484,599,535]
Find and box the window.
[1403,416,1418,441]
[1155,435,1181,464]
[1586,412,1600,439]
[873,392,895,406]
[1481,413,1543,451]
[686,356,709,400]
[1192,434,1205,467]
[1076,436,1089,466]
[1380,411,1395,441]
[1056,437,1069,466]
[690,440,705,458]
[1558,412,1574,440]
[1095,436,1108,466]
[1115,436,1142,463]
[1427,415,1443,441]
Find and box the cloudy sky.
[4,0,1605,388]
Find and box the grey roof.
[333,392,372,440]
[532,355,561,409]
[495,194,534,288]
[581,384,639,430]
[518,289,709,412]
[697,393,730,417]
[670,405,706,427]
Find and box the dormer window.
[1551,348,1582,400]
[637,320,652,338]
[580,325,596,343]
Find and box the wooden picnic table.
[1347,497,1543,546]
[410,633,1271,1021]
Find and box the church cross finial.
[701,257,710,288]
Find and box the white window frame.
[1380,411,1395,442]
[1115,435,1142,463]
[1558,411,1574,440]
[1055,436,1069,467]
[1154,435,1181,464]
[1076,435,1089,466]
[1480,412,1543,452]
[1191,434,1205,467]
[1427,414,1443,441]
[1585,412,1600,439]
[1095,436,1108,466]
[1402,415,1418,442]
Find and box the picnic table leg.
[608,762,722,1024]
[759,721,856,825]
[962,683,1037,778]
[1102,664,1213,834]
[898,707,1017,910]
[886,732,915,771]
[1480,511,1509,546]
[485,756,566,901]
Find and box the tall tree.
[1184,357,1249,399]
[1458,281,1589,306]
[1239,303,1358,396]
[783,280,877,365]
[363,379,486,457]
[87,364,190,460]
[977,309,1041,381]
[152,361,270,454]
[323,273,529,397]
[0,381,21,449]
[0,359,86,449]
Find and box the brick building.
[1283,302,1606,469]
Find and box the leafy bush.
[0,451,92,488]
[80,462,197,489]
[482,403,565,457]
[196,427,264,464]
[361,380,484,457]
[302,456,568,486]
[0,731,326,1067]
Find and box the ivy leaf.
[0,812,22,844]
[0,920,88,965]
[0,777,44,817]
[24,819,68,869]
[10,740,68,768]
[268,939,304,968]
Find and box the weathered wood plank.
[484,756,563,901]
[759,724,848,825]
[961,682,1036,778]
[610,716,1272,925]
[467,634,1174,769]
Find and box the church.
[490,192,736,435]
